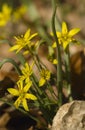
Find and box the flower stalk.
[64,46,73,101]
[52,0,63,107]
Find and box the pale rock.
[52,101,85,130]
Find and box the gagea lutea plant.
[0,0,80,127]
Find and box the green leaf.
[0,58,21,75]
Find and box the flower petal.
[14,97,21,108]
[23,50,29,55]
[68,28,80,37]
[7,88,19,96]
[23,81,32,92]
[63,41,69,50]
[24,29,30,39]
[56,32,61,38]
[9,45,20,52]
[39,78,46,87]
[22,99,29,111]
[17,80,23,90]
[62,22,68,35]
[25,93,37,100]
[28,33,38,41]
[52,42,57,48]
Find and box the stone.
[52,101,85,130]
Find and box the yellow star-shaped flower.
[9,29,38,53]
[7,80,37,111]
[56,22,80,49]
[19,62,34,83]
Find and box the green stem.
[16,53,26,66]
[47,82,57,101]
[65,46,73,101]
[31,74,43,96]
[52,0,63,107]
[31,75,54,124]
[28,47,42,71]
[33,54,41,71]
[32,74,52,104]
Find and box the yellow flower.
[13,5,27,22]
[19,62,34,83]
[0,4,12,26]
[52,59,58,65]
[9,29,38,53]
[52,42,57,48]
[56,22,80,49]
[39,69,51,87]
[7,80,37,111]
[48,55,58,65]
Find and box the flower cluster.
[0,0,81,126]
[7,24,80,111]
[0,4,27,27]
